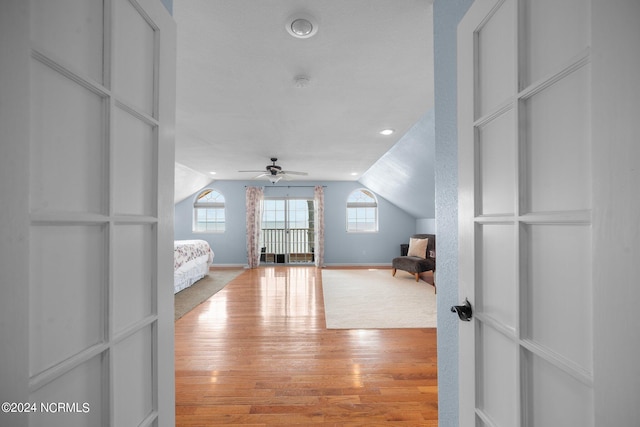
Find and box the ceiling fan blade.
[281,170,308,176]
[252,173,267,179]
[238,170,266,173]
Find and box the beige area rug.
[174,269,244,321]
[321,269,437,329]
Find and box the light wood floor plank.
[175,266,438,425]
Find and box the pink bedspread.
[174,240,214,271]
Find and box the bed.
[174,239,214,294]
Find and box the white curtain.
[314,185,325,267]
[246,186,263,268]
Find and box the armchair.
[392,234,436,291]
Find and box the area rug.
[174,269,244,321]
[321,269,436,329]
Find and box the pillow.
[407,237,428,258]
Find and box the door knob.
[451,299,473,321]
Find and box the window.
[193,189,225,232]
[346,188,378,232]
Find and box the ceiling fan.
[239,157,308,184]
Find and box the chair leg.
[392,268,397,277]
[414,273,419,282]
[433,270,436,293]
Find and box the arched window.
[193,189,225,232]
[346,188,378,232]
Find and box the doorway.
[260,198,315,264]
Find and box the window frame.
[193,188,226,233]
[346,188,379,233]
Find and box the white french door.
[261,199,315,264]
[0,0,176,426]
[457,0,640,425]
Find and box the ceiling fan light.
[268,175,282,184]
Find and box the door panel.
[478,223,517,330]
[112,326,154,427]
[523,350,593,427]
[29,225,106,376]
[112,107,156,216]
[113,0,156,115]
[458,0,595,425]
[0,0,175,426]
[524,224,592,371]
[112,224,154,333]
[30,58,106,215]
[476,0,515,118]
[521,0,589,85]
[478,110,516,216]
[523,66,591,213]
[477,323,518,426]
[29,355,104,427]
[30,0,104,84]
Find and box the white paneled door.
[457,0,640,426]
[0,0,176,426]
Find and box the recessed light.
[286,14,318,39]
[291,18,313,37]
[209,171,217,175]
[379,129,394,136]
[350,172,358,176]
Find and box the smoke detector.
[293,75,311,88]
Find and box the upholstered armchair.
[392,234,436,290]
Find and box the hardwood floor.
[175,266,438,426]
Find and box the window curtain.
[246,186,264,268]
[314,185,325,267]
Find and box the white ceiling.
[173,0,434,184]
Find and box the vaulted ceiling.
[173,0,435,215]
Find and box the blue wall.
[360,109,436,221]
[434,0,474,426]
[160,0,172,15]
[175,180,417,266]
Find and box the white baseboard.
[210,263,394,269]
[209,264,246,269]
[324,263,392,268]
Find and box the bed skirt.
[174,255,211,293]
[174,240,214,294]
